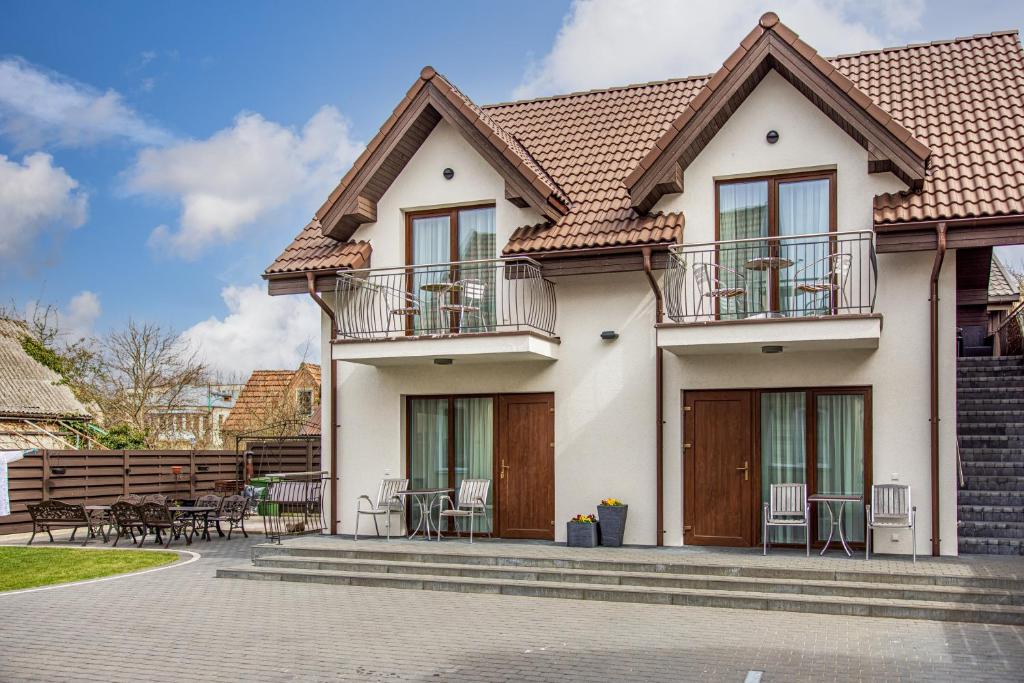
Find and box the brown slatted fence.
[2,440,320,536]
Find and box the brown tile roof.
[0,319,93,420]
[221,365,320,435]
[990,253,1018,302]
[265,221,371,276]
[267,20,1024,271]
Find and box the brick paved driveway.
[2,534,1022,682]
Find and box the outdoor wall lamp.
[433,358,454,365]
[761,345,784,354]
[766,130,780,144]
[442,167,455,180]
[600,330,619,340]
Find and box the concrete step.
[957,409,1024,424]
[248,544,1024,591]
[216,565,1024,625]
[958,434,1024,450]
[958,537,1024,556]
[958,505,1024,523]
[958,490,1024,506]
[249,555,1024,606]
[958,448,1024,464]
[959,475,1024,491]
[957,386,1024,397]
[957,376,1024,389]
[961,461,1024,477]
[957,357,1024,368]
[959,521,1024,539]
[958,398,1024,412]
[958,422,1024,436]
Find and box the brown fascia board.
[315,68,566,242]
[626,12,930,213]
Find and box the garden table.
[168,505,218,541]
[808,494,862,557]
[392,488,453,540]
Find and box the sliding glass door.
[758,387,869,546]
[407,396,494,533]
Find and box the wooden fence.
[2,438,320,536]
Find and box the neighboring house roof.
[150,384,243,413]
[266,14,1024,273]
[221,363,320,435]
[990,253,1018,303]
[0,318,92,420]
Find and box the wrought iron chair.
[192,494,223,540]
[141,494,167,506]
[109,501,145,546]
[694,262,747,319]
[436,479,491,543]
[138,502,194,548]
[792,252,853,314]
[354,478,409,540]
[440,278,486,331]
[208,494,248,539]
[763,483,810,556]
[866,484,916,563]
[116,494,143,504]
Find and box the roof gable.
[315,67,569,242]
[625,12,931,213]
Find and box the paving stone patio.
[2,531,1023,682]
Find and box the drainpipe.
[642,248,665,546]
[928,223,947,557]
[307,272,340,535]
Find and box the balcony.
[658,230,881,355]
[331,257,559,366]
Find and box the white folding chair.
[763,483,810,556]
[354,478,409,541]
[866,484,916,563]
[436,479,491,543]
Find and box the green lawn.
[0,547,178,592]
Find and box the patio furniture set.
[763,483,917,561]
[344,271,488,334]
[354,478,490,542]
[26,493,249,549]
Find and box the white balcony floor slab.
[657,314,882,355]
[332,331,560,366]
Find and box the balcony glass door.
[455,206,496,332]
[410,213,451,333]
[718,180,769,318]
[779,178,832,316]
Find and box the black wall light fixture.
[766,130,780,144]
[434,358,454,365]
[761,345,784,354]
[442,167,455,180]
[600,330,619,340]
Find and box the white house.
[264,13,1024,556]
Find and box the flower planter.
[597,504,628,547]
[566,521,598,548]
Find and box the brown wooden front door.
[683,390,755,546]
[497,393,555,540]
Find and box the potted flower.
[598,498,627,547]
[566,514,598,548]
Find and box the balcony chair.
[354,478,409,540]
[694,263,747,319]
[792,252,852,314]
[436,478,491,543]
[865,484,916,563]
[763,483,810,556]
[440,278,486,331]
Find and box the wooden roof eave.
[625,14,930,214]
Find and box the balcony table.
[808,494,862,557]
[167,505,218,542]
[743,255,794,272]
[392,488,454,540]
[419,282,462,331]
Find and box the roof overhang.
[625,13,931,214]
[315,68,568,243]
[875,215,1024,253]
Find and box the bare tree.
[96,320,208,440]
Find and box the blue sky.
[2,1,1022,375]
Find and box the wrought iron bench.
[26,500,107,546]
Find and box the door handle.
[735,460,749,481]
[500,459,510,480]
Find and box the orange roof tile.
[222,365,320,434]
[265,221,371,276]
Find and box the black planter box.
[597,504,628,546]
[566,521,598,547]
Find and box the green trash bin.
[250,477,279,516]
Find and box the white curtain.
[457,207,497,331]
[778,178,830,315]
[815,394,865,542]
[453,397,494,531]
[408,398,448,529]
[719,181,769,317]
[760,392,807,543]
[411,215,451,332]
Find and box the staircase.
[957,356,1024,555]
[218,543,1024,625]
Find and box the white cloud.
[125,106,362,259]
[0,152,88,265]
[514,0,924,98]
[63,291,102,341]
[0,57,170,149]
[179,284,320,376]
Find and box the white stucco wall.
[320,69,959,554]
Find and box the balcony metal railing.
[664,230,877,323]
[333,257,556,339]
